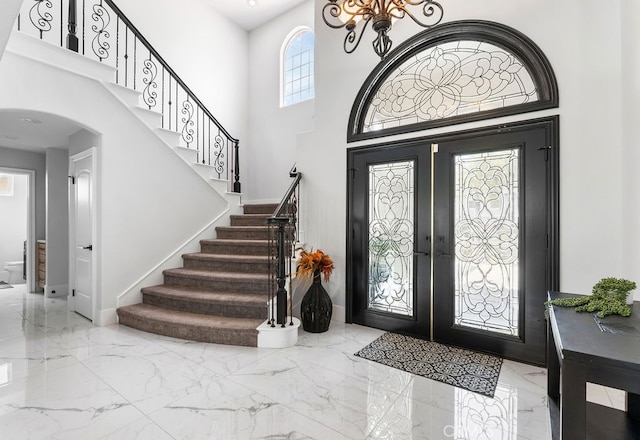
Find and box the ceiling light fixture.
[322,0,444,60]
[247,0,257,7]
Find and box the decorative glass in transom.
[453,149,520,336]
[364,41,538,132]
[368,161,415,316]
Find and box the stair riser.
[117,312,258,346]
[183,259,270,273]
[230,216,269,227]
[143,293,267,319]
[164,274,270,293]
[243,205,278,215]
[200,243,270,256]
[216,229,270,240]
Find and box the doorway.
[0,168,36,293]
[347,118,558,365]
[69,149,95,320]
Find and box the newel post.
[66,0,79,52]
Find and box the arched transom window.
[348,21,558,142]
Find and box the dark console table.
[547,291,640,439]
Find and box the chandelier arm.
[323,0,446,58]
[344,15,373,54]
[387,1,444,28]
[322,1,350,29]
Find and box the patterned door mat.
[355,332,503,398]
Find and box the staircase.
[117,203,278,347]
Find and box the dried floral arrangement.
[296,248,334,282]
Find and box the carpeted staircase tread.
[164,268,269,281]
[119,303,263,329]
[200,238,268,245]
[182,253,268,262]
[217,226,269,230]
[142,285,268,304]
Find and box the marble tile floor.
[0,285,559,440]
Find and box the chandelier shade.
[322,0,444,59]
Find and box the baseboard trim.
[45,283,68,298]
[332,304,345,323]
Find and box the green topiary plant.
[547,277,636,318]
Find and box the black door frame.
[346,116,559,365]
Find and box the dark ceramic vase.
[301,270,332,333]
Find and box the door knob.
[82,245,93,251]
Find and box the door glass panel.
[453,149,520,335]
[368,161,415,316]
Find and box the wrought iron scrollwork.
[180,99,195,145]
[142,58,158,109]
[15,0,241,192]
[91,1,111,61]
[29,0,54,38]
[322,0,444,59]
[212,134,225,178]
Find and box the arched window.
[348,21,559,142]
[281,27,314,107]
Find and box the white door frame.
[0,167,36,293]
[68,148,98,320]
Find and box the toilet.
[4,261,25,284]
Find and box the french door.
[347,118,558,365]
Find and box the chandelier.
[322,0,444,60]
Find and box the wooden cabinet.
[37,241,45,289]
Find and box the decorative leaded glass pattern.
[368,161,415,316]
[453,149,520,336]
[363,41,538,132]
[282,29,315,107]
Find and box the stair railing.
[15,0,241,192]
[268,165,301,327]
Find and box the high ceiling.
[208,0,309,31]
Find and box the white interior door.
[71,152,94,320]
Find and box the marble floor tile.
[150,377,352,439]
[0,285,555,440]
[0,362,144,440]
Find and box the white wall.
[115,0,250,192]
[45,147,69,296]
[0,0,22,63]
[621,0,640,301]
[0,173,27,279]
[293,0,626,312]
[0,35,231,322]
[246,1,315,202]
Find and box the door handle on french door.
[436,251,451,258]
[413,250,430,256]
[82,245,93,251]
